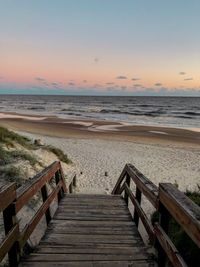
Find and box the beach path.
[19,194,154,267]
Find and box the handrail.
[113,163,200,267]
[0,161,76,267]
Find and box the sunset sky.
[0,0,200,96]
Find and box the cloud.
[179,72,186,75]
[106,82,114,85]
[116,75,127,79]
[154,83,162,86]
[68,82,75,86]
[83,80,87,83]
[0,76,4,79]
[35,77,46,82]
[134,84,142,87]
[121,86,127,91]
[184,78,193,81]
[132,78,140,81]
[94,57,99,63]
[51,82,60,86]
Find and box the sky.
[0,0,200,96]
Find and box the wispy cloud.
[94,57,99,63]
[35,77,46,82]
[83,80,87,83]
[133,84,142,87]
[184,78,193,81]
[68,82,75,86]
[116,75,127,79]
[154,83,162,86]
[132,78,140,81]
[179,72,186,75]
[106,82,114,85]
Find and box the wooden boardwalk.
[20,194,154,266]
[1,161,200,267]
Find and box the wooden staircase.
[20,194,153,266]
[1,161,200,267]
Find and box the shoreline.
[0,112,199,148]
[0,111,199,213]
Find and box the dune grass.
[0,126,34,149]
[45,145,72,164]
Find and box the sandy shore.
[0,112,199,196]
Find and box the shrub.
[46,145,72,164]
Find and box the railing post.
[124,174,130,205]
[55,170,64,202]
[41,184,51,225]
[133,187,142,227]
[69,183,73,193]
[156,201,171,267]
[73,175,77,187]
[3,202,20,266]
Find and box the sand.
[16,132,200,196]
[0,112,199,195]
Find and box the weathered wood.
[0,224,19,262]
[111,165,127,194]
[124,174,130,205]
[133,186,142,227]
[2,187,20,267]
[159,183,200,248]
[124,183,155,243]
[16,161,61,212]
[19,194,155,266]
[0,183,16,212]
[55,170,63,202]
[157,202,171,266]
[19,260,155,267]
[126,164,158,207]
[154,223,187,267]
[20,181,63,248]
[22,252,149,261]
[36,246,147,255]
[41,184,51,225]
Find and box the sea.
[0,95,199,131]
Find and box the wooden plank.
[19,181,62,248]
[37,244,144,249]
[49,220,135,226]
[41,234,140,244]
[45,227,135,235]
[53,216,132,221]
[124,183,155,243]
[36,246,147,255]
[112,165,127,194]
[126,164,158,207]
[154,223,188,267]
[159,183,200,248]
[0,224,19,262]
[0,183,16,212]
[57,208,129,215]
[22,252,149,261]
[16,161,60,212]
[19,260,155,267]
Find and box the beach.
[0,112,199,197]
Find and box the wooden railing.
[0,161,76,267]
[112,163,200,267]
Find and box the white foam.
[0,113,46,121]
[149,131,168,135]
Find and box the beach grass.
[45,145,72,164]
